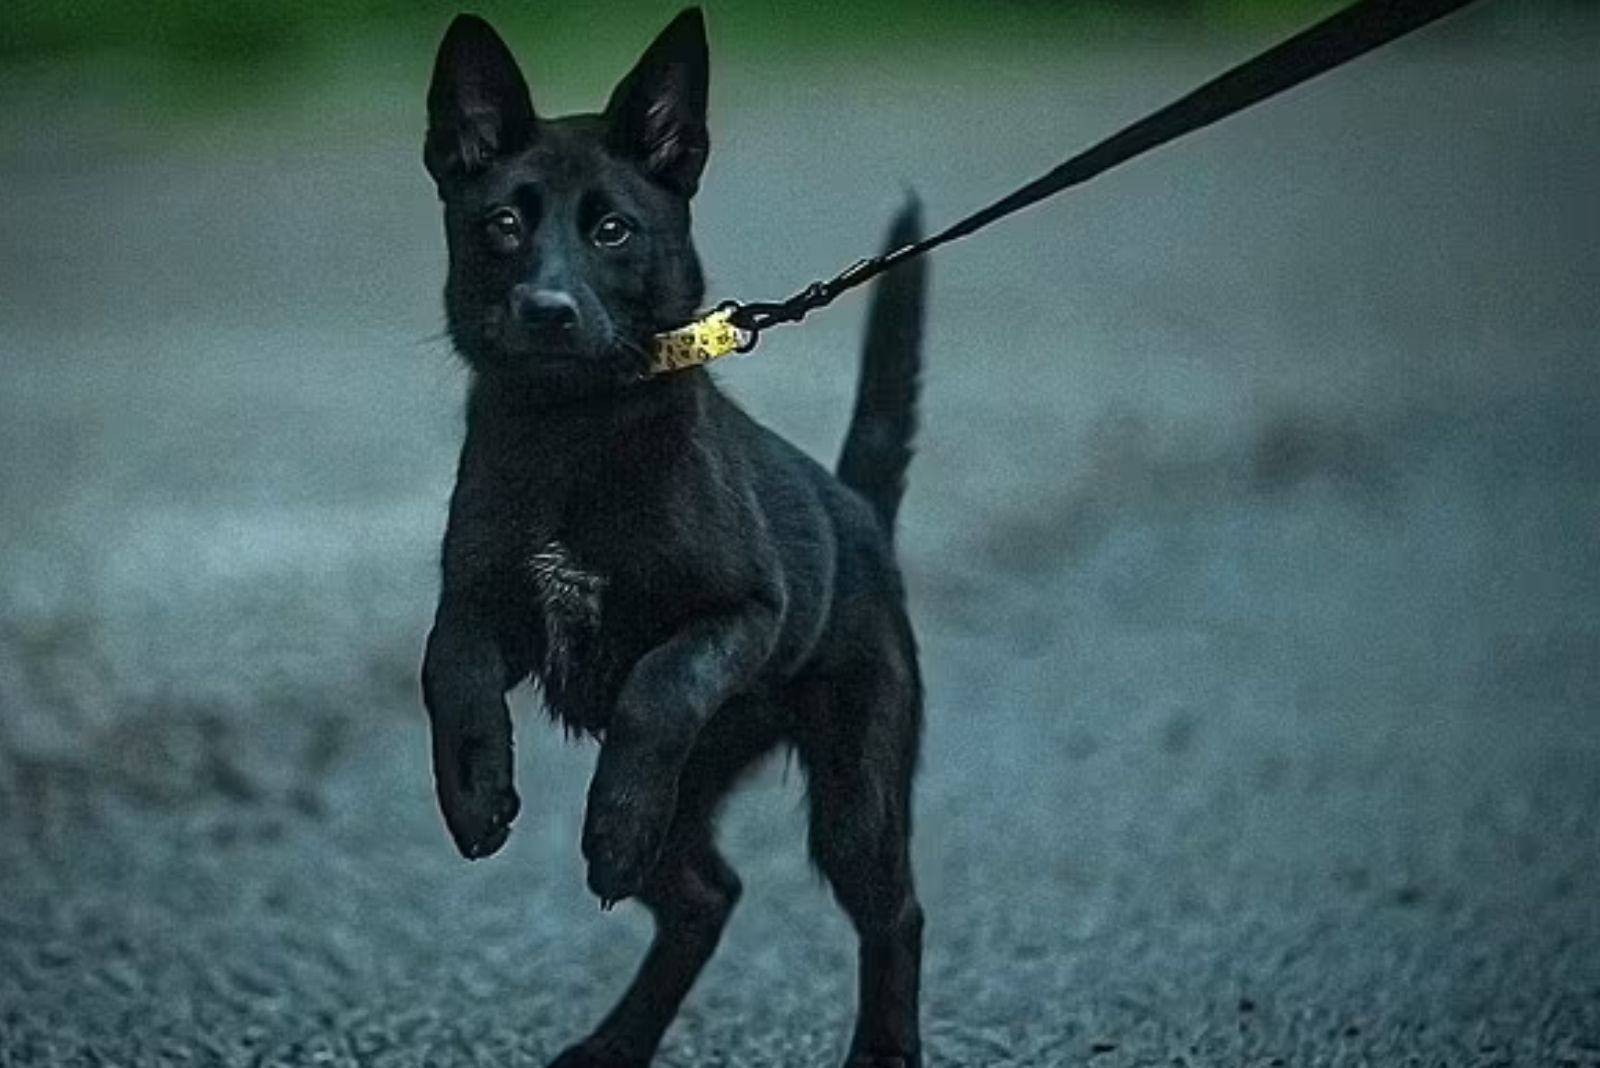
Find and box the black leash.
[724,0,1482,341]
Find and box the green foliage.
[5,0,1348,71]
[12,0,1540,118]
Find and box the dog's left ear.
[424,15,537,189]
[604,8,710,197]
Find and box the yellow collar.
[647,304,752,376]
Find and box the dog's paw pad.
[581,784,674,903]
[581,830,661,904]
[441,780,520,859]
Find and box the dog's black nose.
[513,286,580,333]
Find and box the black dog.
[421,10,926,1066]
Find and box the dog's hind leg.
[550,707,773,1068]
[549,838,739,1068]
[797,647,925,1068]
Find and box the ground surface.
[2,16,1598,1068]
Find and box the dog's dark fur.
[420,10,927,1066]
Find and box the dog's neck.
[465,365,709,469]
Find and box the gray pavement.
[2,19,1599,1067]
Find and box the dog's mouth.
[472,308,656,381]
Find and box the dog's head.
[424,9,709,384]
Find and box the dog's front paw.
[581,780,675,906]
[433,730,520,860]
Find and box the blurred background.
[2,2,1598,1065]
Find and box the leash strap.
[649,0,1481,374]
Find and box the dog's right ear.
[424,15,537,188]
[603,8,709,197]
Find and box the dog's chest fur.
[523,537,604,687]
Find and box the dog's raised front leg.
[422,606,523,859]
[581,602,777,904]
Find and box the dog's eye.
[484,207,523,252]
[591,214,633,248]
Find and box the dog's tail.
[837,194,927,539]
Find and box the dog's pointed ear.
[603,8,709,197]
[425,15,537,188]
